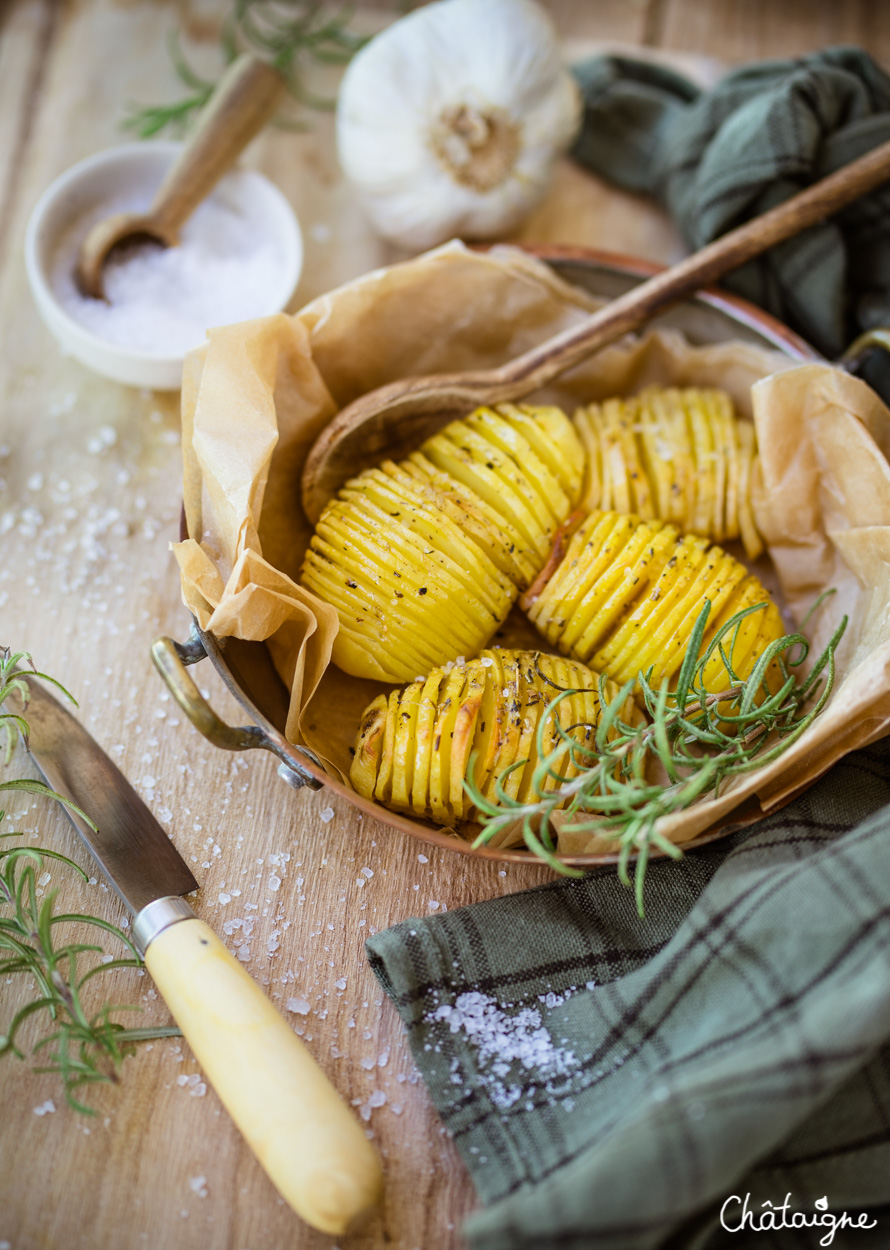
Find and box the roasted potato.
[574,387,763,558]
[302,404,584,681]
[523,510,784,694]
[350,649,641,827]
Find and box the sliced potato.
[466,650,507,805]
[529,510,784,695]
[332,504,498,643]
[373,692,400,805]
[304,545,444,674]
[450,659,487,815]
[527,512,636,647]
[604,534,711,681]
[343,471,514,619]
[573,386,763,554]
[467,408,569,525]
[484,651,525,805]
[401,454,538,585]
[429,665,469,825]
[350,648,642,830]
[351,694,387,797]
[500,403,584,502]
[424,429,549,557]
[411,668,446,814]
[304,403,581,682]
[564,520,666,659]
[391,680,424,810]
[737,421,763,558]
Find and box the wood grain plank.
[0,0,60,270]
[657,0,890,66]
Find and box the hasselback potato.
[302,404,583,681]
[350,649,642,827]
[523,510,784,694]
[574,387,763,558]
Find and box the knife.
[23,674,383,1235]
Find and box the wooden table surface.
[2,3,889,1248]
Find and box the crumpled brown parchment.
[173,241,890,857]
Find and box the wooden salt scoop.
[301,136,890,525]
[77,53,283,300]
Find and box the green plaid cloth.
[367,741,890,1249]
[570,47,890,374]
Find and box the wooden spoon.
[302,136,890,525]
[77,53,283,300]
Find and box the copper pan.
[151,245,884,868]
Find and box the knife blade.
[23,675,382,1236]
[23,677,198,910]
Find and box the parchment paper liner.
[173,242,890,857]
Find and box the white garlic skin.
[337,0,581,250]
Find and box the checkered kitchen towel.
[367,739,890,1249]
[570,47,890,382]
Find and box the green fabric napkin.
[569,47,890,380]
[367,739,890,1249]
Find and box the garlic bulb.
[337,0,581,250]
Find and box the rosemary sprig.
[122,0,369,139]
[0,648,179,1114]
[466,599,848,915]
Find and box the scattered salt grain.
[287,997,311,1016]
[33,1099,56,1116]
[188,1176,208,1199]
[176,1073,207,1097]
[417,854,428,863]
[87,425,117,455]
[334,977,347,991]
[318,806,335,823]
[427,990,578,1110]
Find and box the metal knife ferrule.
[133,896,196,954]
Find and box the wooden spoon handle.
[301,136,890,523]
[149,53,283,239]
[491,136,890,395]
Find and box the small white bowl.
[25,142,303,391]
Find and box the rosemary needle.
[122,1,369,139]
[465,598,848,916]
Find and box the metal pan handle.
[838,327,890,373]
[151,635,322,791]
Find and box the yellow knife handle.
[139,904,383,1235]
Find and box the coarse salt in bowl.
[25,141,303,391]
